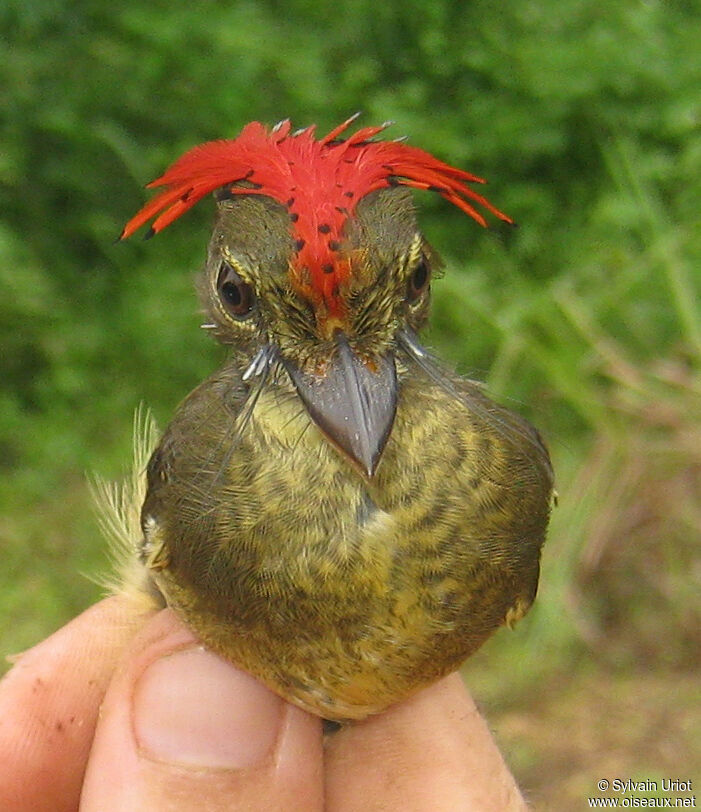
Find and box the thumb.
[80,609,323,811]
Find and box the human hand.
[0,597,527,810]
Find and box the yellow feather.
[89,405,163,612]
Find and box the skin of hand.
[0,597,528,811]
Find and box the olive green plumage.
[138,188,554,722]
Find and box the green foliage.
[1,0,699,732]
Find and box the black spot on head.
[295,239,306,251]
[328,240,341,252]
[318,223,331,234]
[215,185,235,201]
[286,197,295,208]
[344,190,354,199]
[387,176,399,187]
[290,212,299,222]
[336,206,349,215]
[322,263,334,274]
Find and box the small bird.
[118,116,554,722]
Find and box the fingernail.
[134,647,283,769]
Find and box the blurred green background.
[2,1,699,807]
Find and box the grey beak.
[283,333,397,476]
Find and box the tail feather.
[90,405,164,611]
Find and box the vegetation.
[2,1,698,806]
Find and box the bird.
[116,115,555,722]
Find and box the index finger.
[0,597,149,812]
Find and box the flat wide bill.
[283,336,397,476]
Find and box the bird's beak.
[282,333,397,477]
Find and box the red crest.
[121,116,512,315]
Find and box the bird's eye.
[217,262,255,319]
[407,258,430,302]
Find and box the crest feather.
[121,117,512,313]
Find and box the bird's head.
[121,116,512,476]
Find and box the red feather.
[121,117,513,314]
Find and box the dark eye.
[217,262,255,319]
[407,258,430,302]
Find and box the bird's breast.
[146,371,550,720]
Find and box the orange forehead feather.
[121,115,512,314]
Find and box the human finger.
[80,608,324,811]
[324,672,527,811]
[0,597,149,812]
